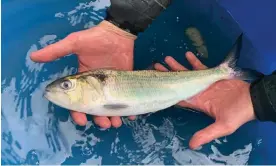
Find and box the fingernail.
[165,56,172,61]
[187,51,194,56]
[76,117,87,126]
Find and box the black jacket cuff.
[105,0,171,35]
[250,71,276,122]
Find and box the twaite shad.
[44,34,260,116]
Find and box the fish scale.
[44,34,261,116]
[104,68,225,108]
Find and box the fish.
[185,27,208,58]
[43,34,261,117]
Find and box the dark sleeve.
[104,0,171,35]
[250,70,276,122]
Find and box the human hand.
[31,20,137,128]
[154,52,256,150]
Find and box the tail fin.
[219,33,264,81]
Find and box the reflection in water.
[54,0,110,28]
[2,34,78,164]
[2,113,25,164]
[2,0,257,165]
[111,116,252,165]
[209,144,252,165]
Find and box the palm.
[30,21,136,128]
[189,80,253,121]
[154,52,255,150]
[184,79,255,148]
[73,26,134,72]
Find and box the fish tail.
[218,33,264,82]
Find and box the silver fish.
[44,34,259,117]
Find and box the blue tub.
[2,0,276,164]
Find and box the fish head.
[44,74,105,111]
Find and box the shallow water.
[2,0,276,165]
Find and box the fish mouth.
[42,90,73,111]
[43,91,65,109]
[43,89,53,101]
[43,92,50,100]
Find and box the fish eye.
[60,80,72,90]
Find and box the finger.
[70,110,87,126]
[164,56,188,71]
[93,116,112,128]
[189,122,234,149]
[177,101,198,110]
[154,63,169,72]
[128,116,136,120]
[110,117,123,128]
[30,33,77,62]
[185,52,208,70]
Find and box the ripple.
[2,30,255,165]
[2,0,262,164]
[210,144,252,164]
[1,32,83,164]
[2,68,76,164]
[54,0,110,28]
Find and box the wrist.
[105,0,171,35]
[246,83,257,121]
[98,20,137,40]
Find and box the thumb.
[30,33,77,62]
[189,122,235,149]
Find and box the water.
[2,0,276,165]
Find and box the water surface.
[2,0,275,164]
